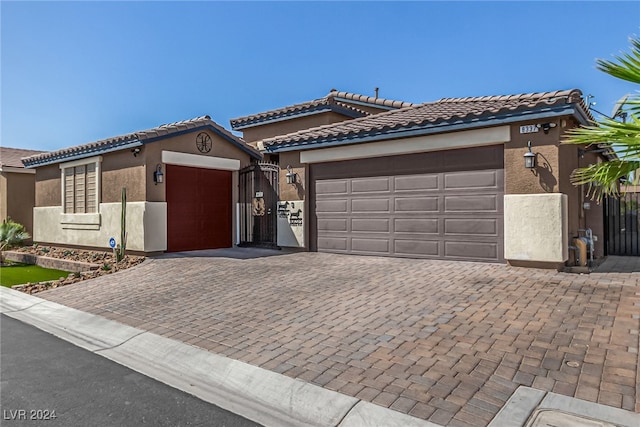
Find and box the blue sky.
[2,1,639,152]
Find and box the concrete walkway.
[593,256,640,273]
[4,250,639,426]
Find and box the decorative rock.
[9,245,145,294]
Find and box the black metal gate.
[605,192,640,255]
[238,162,279,248]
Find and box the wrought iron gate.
[238,162,279,248]
[605,192,640,256]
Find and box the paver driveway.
[39,250,639,426]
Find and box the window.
[60,157,101,214]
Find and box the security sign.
[109,237,116,248]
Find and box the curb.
[0,287,438,427]
[488,386,640,427]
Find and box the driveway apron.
[38,251,640,427]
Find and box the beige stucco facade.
[504,193,568,266]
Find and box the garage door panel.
[445,195,498,212]
[395,197,439,212]
[318,237,347,251]
[394,175,439,191]
[394,218,439,234]
[445,170,499,189]
[352,218,390,232]
[318,218,348,232]
[395,239,440,256]
[352,238,389,253]
[351,198,389,213]
[444,218,498,236]
[316,199,348,213]
[316,180,348,195]
[351,177,390,193]
[445,241,498,260]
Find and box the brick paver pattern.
[40,252,640,427]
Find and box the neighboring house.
[23,116,261,254]
[0,147,45,237]
[234,89,609,269]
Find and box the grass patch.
[0,262,71,287]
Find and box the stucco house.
[0,147,46,236]
[22,116,261,254]
[231,88,609,269]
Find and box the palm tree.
[0,219,30,265]
[564,37,640,201]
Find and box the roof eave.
[0,166,36,174]
[231,104,359,130]
[24,140,143,168]
[266,105,583,153]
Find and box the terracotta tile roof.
[0,147,45,169]
[263,89,589,151]
[230,89,416,130]
[23,116,261,167]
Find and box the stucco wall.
[241,112,352,143]
[3,172,37,235]
[33,202,167,252]
[102,150,146,203]
[35,164,62,207]
[505,121,561,195]
[143,130,253,203]
[504,193,568,263]
[0,174,6,222]
[278,151,305,201]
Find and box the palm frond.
[571,160,640,201]
[563,115,640,158]
[597,38,640,84]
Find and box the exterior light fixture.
[154,164,164,184]
[541,122,557,134]
[131,147,141,157]
[285,165,297,184]
[524,141,536,169]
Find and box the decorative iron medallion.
[196,132,212,153]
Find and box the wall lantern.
[524,141,536,169]
[541,122,557,134]
[285,165,297,184]
[154,164,164,184]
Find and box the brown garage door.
[310,145,504,262]
[166,164,232,252]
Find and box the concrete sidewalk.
[5,250,640,426]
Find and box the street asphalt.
[1,314,261,427]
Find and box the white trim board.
[0,166,36,174]
[300,126,510,164]
[162,151,240,171]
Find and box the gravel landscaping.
[8,245,145,294]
